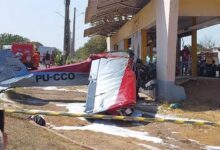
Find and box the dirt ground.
[1,82,220,150]
[5,115,89,150]
[183,78,220,109]
[159,78,220,122]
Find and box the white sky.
[182,24,220,48]
[0,0,89,51]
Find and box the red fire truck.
[11,43,40,70]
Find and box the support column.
[124,39,129,50]
[192,18,198,77]
[176,38,181,62]
[106,37,114,52]
[156,0,186,102]
[133,31,142,60]
[176,37,181,74]
[141,29,147,63]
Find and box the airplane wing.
[0,74,33,85]
[0,49,30,87]
[0,50,131,88]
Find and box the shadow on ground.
[5,90,85,106]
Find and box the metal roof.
[84,0,150,37]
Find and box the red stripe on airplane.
[107,59,136,115]
[34,60,92,73]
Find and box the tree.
[74,47,90,60]
[0,33,30,48]
[199,36,216,49]
[74,36,107,60]
[187,43,205,52]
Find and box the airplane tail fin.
[0,49,29,85]
[85,57,136,114]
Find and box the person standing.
[211,60,217,77]
[45,51,50,68]
[181,46,191,75]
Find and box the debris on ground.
[28,115,46,126]
[1,84,220,150]
[170,103,182,109]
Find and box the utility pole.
[71,7,76,57]
[63,0,71,64]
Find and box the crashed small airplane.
[0,49,136,115]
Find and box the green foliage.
[74,47,90,60]
[54,48,61,54]
[75,36,107,60]
[53,49,63,66]
[66,55,82,64]
[0,33,30,48]
[55,52,63,66]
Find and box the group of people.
[180,46,219,77]
[42,51,55,68]
[198,59,219,77]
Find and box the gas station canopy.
[84,0,150,37]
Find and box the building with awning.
[84,0,220,102]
